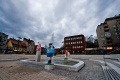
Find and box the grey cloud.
[0,0,120,47]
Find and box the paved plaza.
[0,54,120,80]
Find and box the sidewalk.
[0,54,106,80]
[0,61,70,80]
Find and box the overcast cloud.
[0,0,120,47]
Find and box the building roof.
[23,38,34,43]
[8,38,26,47]
[64,34,84,38]
[0,32,8,37]
[105,15,120,21]
[97,15,120,27]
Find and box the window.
[101,34,104,37]
[81,41,83,43]
[113,25,116,28]
[75,46,76,48]
[114,28,119,31]
[101,38,105,40]
[77,41,79,44]
[117,36,120,39]
[115,32,120,35]
[72,46,74,48]
[103,41,106,44]
[80,37,82,39]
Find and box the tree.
[85,35,99,48]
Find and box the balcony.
[103,26,108,28]
[104,29,109,32]
[103,23,108,27]
[107,42,112,46]
[105,32,111,38]
[106,40,112,43]
[104,28,109,30]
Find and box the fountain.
[20,43,85,71]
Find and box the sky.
[0,0,120,48]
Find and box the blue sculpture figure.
[46,43,55,64]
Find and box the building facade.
[0,32,8,53]
[64,34,85,54]
[23,38,35,54]
[7,38,27,53]
[96,15,120,48]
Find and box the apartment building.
[64,34,85,54]
[23,38,35,54]
[96,15,120,48]
[7,38,27,53]
[0,32,8,53]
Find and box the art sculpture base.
[36,50,41,62]
[45,64,55,70]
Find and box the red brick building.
[64,34,85,54]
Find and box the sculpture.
[46,43,55,65]
[36,42,41,62]
[64,50,70,63]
